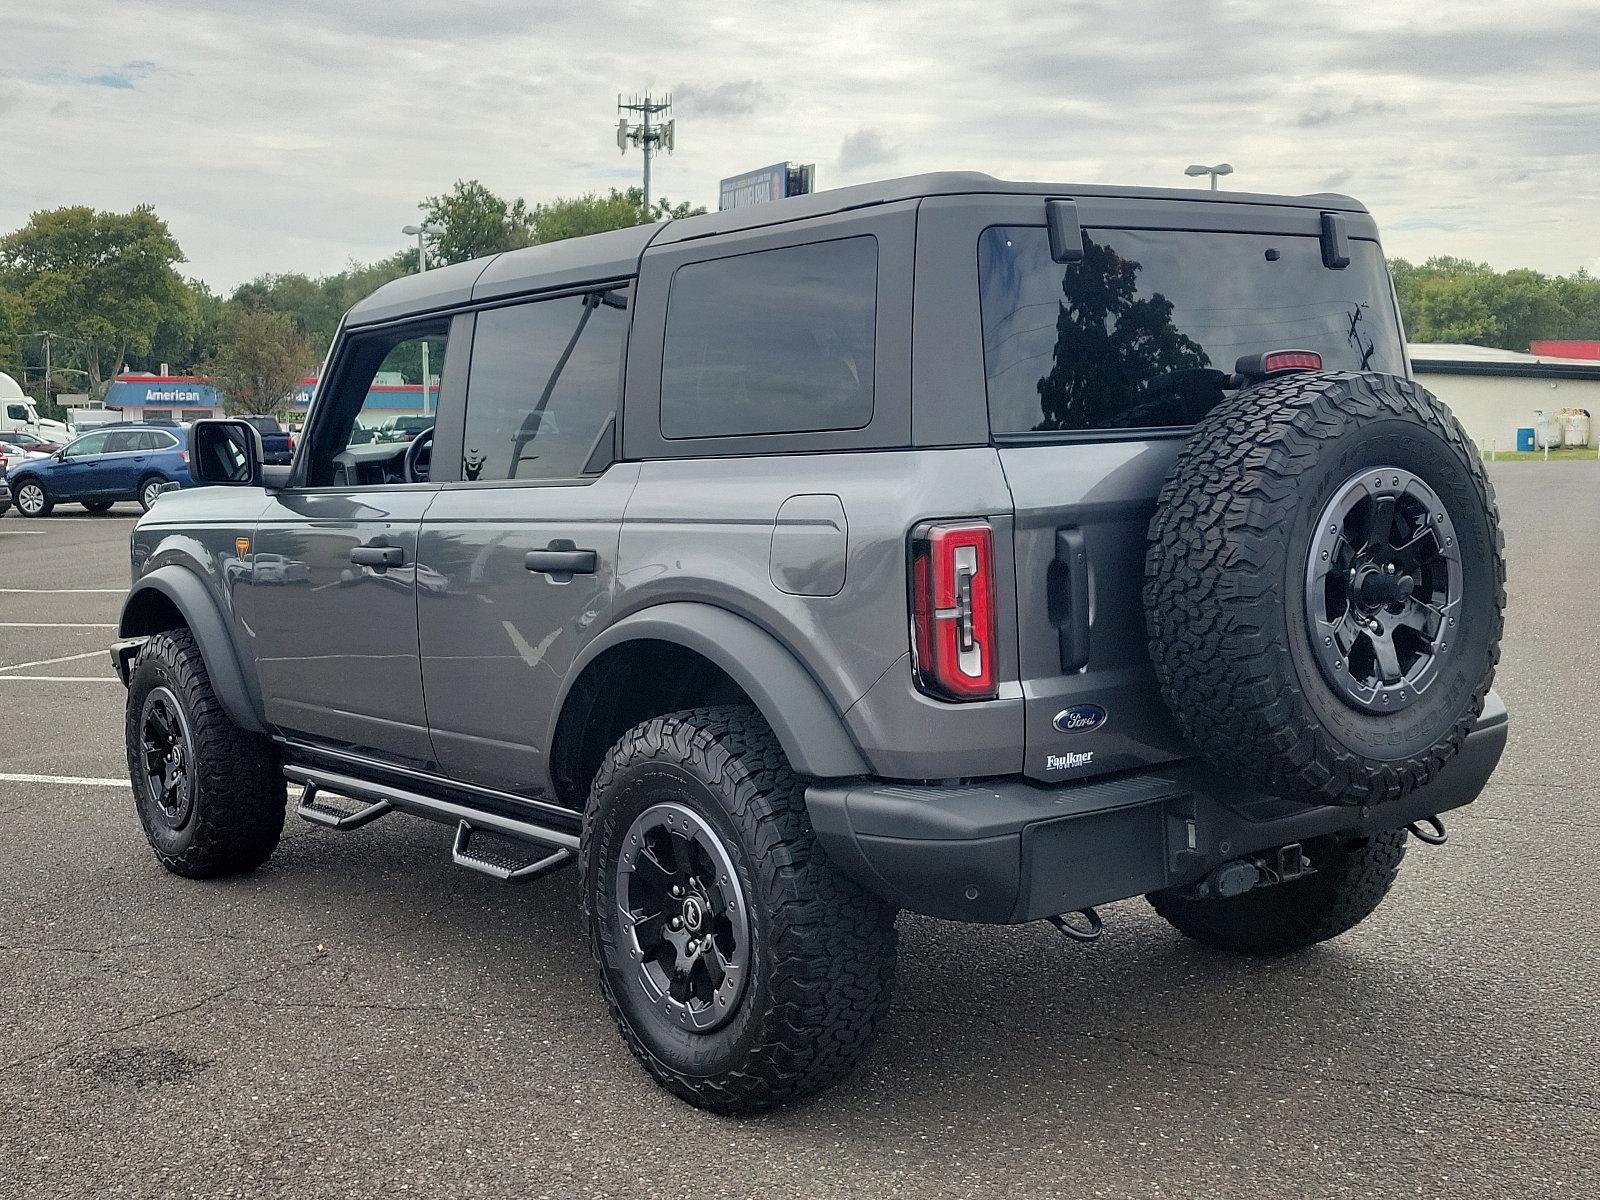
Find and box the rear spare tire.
[1145,371,1504,807]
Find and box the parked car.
[7,423,191,516]
[113,172,1507,1116]
[380,416,435,443]
[0,430,63,455]
[239,415,296,465]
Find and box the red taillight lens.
[287,434,296,451]
[910,521,998,701]
[1262,349,1322,373]
[180,450,189,464]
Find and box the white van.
[0,372,72,439]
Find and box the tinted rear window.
[660,236,877,439]
[979,227,1404,434]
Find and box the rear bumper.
[807,691,1508,924]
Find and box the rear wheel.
[124,629,285,877]
[1147,830,1407,956]
[138,475,167,513]
[82,499,115,513]
[582,705,897,1115]
[13,478,51,517]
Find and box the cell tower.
[616,93,675,215]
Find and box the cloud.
[837,128,898,175]
[674,79,768,117]
[1297,100,1395,128]
[1,0,1596,289]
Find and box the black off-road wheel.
[124,629,285,878]
[582,706,897,1115]
[1148,830,1408,956]
[1146,371,1505,807]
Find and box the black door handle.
[1054,527,1091,672]
[525,540,597,577]
[350,545,404,569]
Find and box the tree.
[207,307,316,416]
[1390,256,1600,349]
[0,205,193,391]
[419,180,537,264]
[0,287,30,382]
[532,187,704,244]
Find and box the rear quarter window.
[659,236,877,439]
[978,227,1405,434]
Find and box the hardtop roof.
[345,171,1369,327]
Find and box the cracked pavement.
[1,469,1597,1199]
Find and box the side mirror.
[188,419,264,486]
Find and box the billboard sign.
[718,162,817,211]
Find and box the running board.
[451,820,574,885]
[295,781,392,829]
[282,765,581,886]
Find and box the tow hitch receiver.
[1194,843,1312,900]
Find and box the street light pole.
[1184,162,1235,190]
[400,223,445,416]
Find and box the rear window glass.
[978,227,1405,434]
[660,236,877,439]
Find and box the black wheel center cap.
[681,896,704,932]
[1357,568,1414,607]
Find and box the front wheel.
[582,706,897,1115]
[125,629,285,877]
[138,476,168,513]
[12,478,52,517]
[1147,830,1408,956]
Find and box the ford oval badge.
[1053,704,1107,735]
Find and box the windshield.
[978,227,1405,434]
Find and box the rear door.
[919,194,1409,784]
[417,286,636,801]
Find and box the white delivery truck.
[0,372,71,439]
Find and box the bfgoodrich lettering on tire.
[1144,371,1505,807]
[581,705,897,1115]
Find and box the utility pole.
[617,93,675,216]
[28,331,59,407]
[400,223,444,415]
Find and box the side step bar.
[284,764,580,885]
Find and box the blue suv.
[6,424,191,516]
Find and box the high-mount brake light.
[1233,349,1322,383]
[910,521,998,701]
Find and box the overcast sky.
[3,0,1597,291]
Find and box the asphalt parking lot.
[1,470,1596,1200]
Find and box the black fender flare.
[552,602,869,778]
[118,565,266,733]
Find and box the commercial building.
[1409,343,1599,452]
[103,373,434,426]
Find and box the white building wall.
[1412,370,1600,453]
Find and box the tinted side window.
[103,431,141,453]
[6,403,29,421]
[978,227,1405,433]
[461,290,629,482]
[660,236,877,440]
[67,431,111,456]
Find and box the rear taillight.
[287,434,296,452]
[180,450,189,464]
[910,521,998,701]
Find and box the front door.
[418,288,635,799]
[244,320,454,769]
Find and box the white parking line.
[0,676,119,682]
[0,649,106,673]
[0,587,125,594]
[0,772,129,787]
[0,622,116,628]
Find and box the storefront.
[103,374,433,426]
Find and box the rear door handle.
[1054,527,1091,672]
[525,540,597,577]
[350,544,404,569]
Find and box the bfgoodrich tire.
[1145,371,1505,807]
[1148,830,1407,956]
[582,706,897,1115]
[124,628,285,877]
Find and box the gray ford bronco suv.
[114,173,1507,1114]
